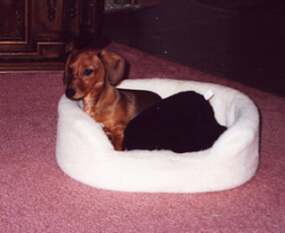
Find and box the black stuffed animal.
[123,91,227,153]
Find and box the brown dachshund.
[64,49,161,150]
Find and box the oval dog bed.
[56,79,260,193]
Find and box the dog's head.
[64,49,126,100]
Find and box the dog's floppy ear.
[98,50,126,85]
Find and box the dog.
[123,91,227,153]
[63,49,161,150]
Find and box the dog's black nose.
[65,89,75,98]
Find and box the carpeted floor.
[0,44,285,232]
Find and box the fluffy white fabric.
[56,79,260,193]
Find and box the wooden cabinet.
[0,0,104,71]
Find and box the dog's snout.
[65,88,76,98]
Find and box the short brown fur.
[64,49,161,150]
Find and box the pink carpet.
[1,44,284,232]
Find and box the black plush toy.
[123,91,227,153]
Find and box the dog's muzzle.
[65,88,76,99]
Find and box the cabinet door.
[0,0,31,53]
[0,0,71,59]
[0,0,104,70]
[0,0,77,70]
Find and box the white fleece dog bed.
[56,79,260,193]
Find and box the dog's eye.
[83,68,93,76]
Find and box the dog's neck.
[83,81,119,120]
